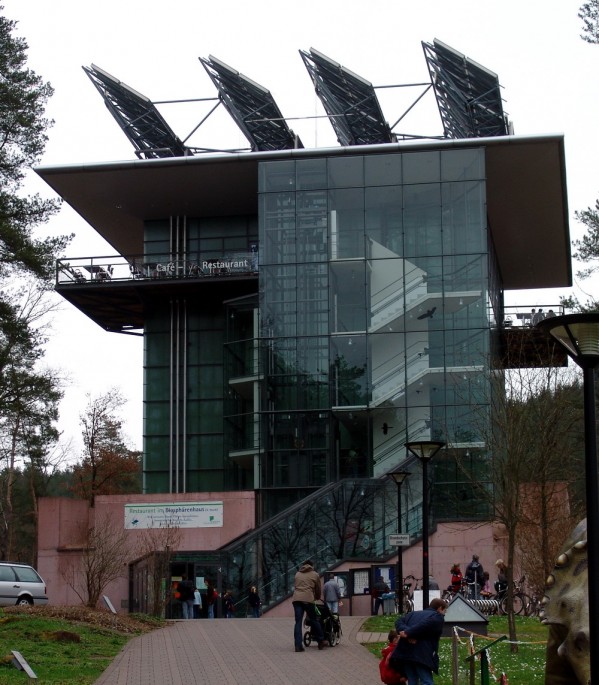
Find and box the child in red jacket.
[379,629,407,685]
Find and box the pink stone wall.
[38,494,506,618]
[37,491,255,611]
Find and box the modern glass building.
[39,136,570,523]
[36,46,571,610]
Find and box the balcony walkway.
[93,616,383,684]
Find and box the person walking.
[393,597,448,685]
[292,559,326,652]
[248,585,261,618]
[206,580,217,619]
[193,586,203,618]
[178,575,195,619]
[323,573,342,613]
[223,589,234,618]
[465,554,484,599]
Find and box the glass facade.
[143,215,258,494]
[140,147,496,522]
[258,148,493,519]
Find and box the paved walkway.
[94,617,387,684]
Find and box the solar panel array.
[83,65,188,159]
[299,48,395,147]
[199,56,303,152]
[85,42,509,157]
[422,39,509,139]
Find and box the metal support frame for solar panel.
[422,40,509,139]
[199,56,302,152]
[299,48,395,147]
[83,65,189,159]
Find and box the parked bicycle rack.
[467,598,500,615]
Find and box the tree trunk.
[6,417,21,560]
[507,526,518,653]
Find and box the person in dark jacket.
[393,597,447,685]
[178,575,195,619]
[465,554,484,599]
[372,575,390,615]
[248,586,261,618]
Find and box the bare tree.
[447,335,583,650]
[135,523,182,617]
[60,512,131,608]
[517,481,580,596]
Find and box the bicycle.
[397,575,419,613]
[524,590,544,617]
[495,576,530,615]
[442,577,469,602]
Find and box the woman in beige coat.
[292,559,325,652]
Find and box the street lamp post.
[537,313,599,682]
[388,470,411,612]
[406,440,445,610]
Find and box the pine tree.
[0,10,69,284]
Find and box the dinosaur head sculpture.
[541,518,590,685]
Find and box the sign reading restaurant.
[124,502,224,529]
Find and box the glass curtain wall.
[259,147,493,521]
[143,215,257,493]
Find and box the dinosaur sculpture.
[541,518,589,685]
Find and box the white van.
[0,562,48,606]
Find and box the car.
[0,562,48,606]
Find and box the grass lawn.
[362,614,549,684]
[0,606,162,685]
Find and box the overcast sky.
[3,0,597,453]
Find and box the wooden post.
[451,630,460,685]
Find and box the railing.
[502,304,564,328]
[219,478,405,614]
[56,251,259,285]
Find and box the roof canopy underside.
[36,135,570,291]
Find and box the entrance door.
[167,560,222,619]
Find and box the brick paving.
[93,617,386,684]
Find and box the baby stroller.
[303,601,342,647]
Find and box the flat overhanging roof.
[36,134,571,291]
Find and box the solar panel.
[299,48,395,147]
[83,64,189,159]
[199,56,302,152]
[422,40,509,139]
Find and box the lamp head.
[405,440,445,461]
[388,470,411,485]
[537,313,599,369]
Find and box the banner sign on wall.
[124,502,223,529]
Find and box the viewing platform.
[54,252,259,333]
[56,251,258,285]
